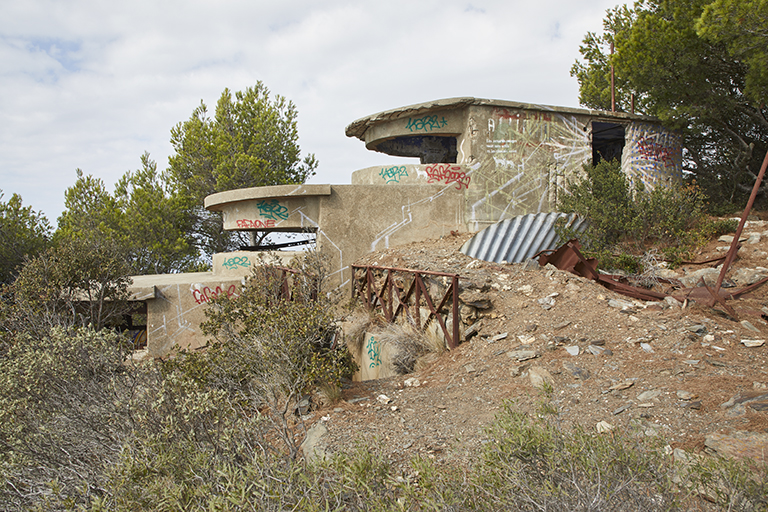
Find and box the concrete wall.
[130,250,303,357]
[131,98,683,358]
[206,183,467,291]
[133,182,466,357]
[346,98,683,230]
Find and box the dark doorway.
[592,122,625,165]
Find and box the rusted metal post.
[366,268,373,309]
[350,265,463,348]
[414,274,422,329]
[715,147,768,293]
[451,275,460,349]
[610,41,616,113]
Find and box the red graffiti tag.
[636,136,677,166]
[236,219,276,229]
[492,108,552,122]
[192,284,237,304]
[425,164,471,190]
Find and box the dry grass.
[342,306,453,377]
[376,318,447,375]
[341,309,377,356]
[317,381,343,404]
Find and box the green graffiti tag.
[379,165,408,183]
[222,256,251,270]
[366,335,381,368]
[405,115,448,132]
[256,199,289,220]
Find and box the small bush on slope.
[557,160,736,272]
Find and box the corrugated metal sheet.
[460,212,588,263]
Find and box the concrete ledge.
[205,184,332,210]
[129,285,157,301]
[129,271,232,289]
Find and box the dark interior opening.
[121,302,148,349]
[239,228,317,251]
[373,135,458,164]
[592,122,625,165]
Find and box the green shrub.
[473,403,680,510]
[0,327,139,510]
[3,236,133,336]
[557,159,638,251]
[171,252,355,458]
[557,160,730,273]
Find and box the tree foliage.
[55,160,199,276]
[572,0,768,210]
[697,0,768,104]
[168,82,318,257]
[55,169,122,246]
[114,153,198,274]
[0,191,51,285]
[5,237,133,335]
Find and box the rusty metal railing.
[351,265,461,349]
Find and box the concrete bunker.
[128,97,682,359]
[346,97,682,230]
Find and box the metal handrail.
[351,264,461,349]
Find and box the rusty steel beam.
[715,147,768,293]
[539,239,669,302]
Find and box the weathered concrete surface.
[207,184,466,290]
[212,250,300,274]
[347,97,682,231]
[352,164,472,190]
[134,182,465,357]
[131,97,682,358]
[205,184,330,231]
[130,270,246,357]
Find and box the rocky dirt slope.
[303,221,768,471]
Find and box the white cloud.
[0,0,620,222]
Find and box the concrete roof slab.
[205,184,332,211]
[345,96,659,140]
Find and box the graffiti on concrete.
[222,256,251,270]
[379,165,409,183]
[623,123,682,189]
[406,114,448,133]
[256,199,289,220]
[425,164,471,190]
[237,219,276,229]
[366,335,381,368]
[192,284,237,304]
[637,136,676,165]
[147,283,198,356]
[471,108,590,226]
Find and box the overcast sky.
[1,0,621,223]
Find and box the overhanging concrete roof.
[130,272,227,288]
[345,97,659,140]
[205,184,332,211]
